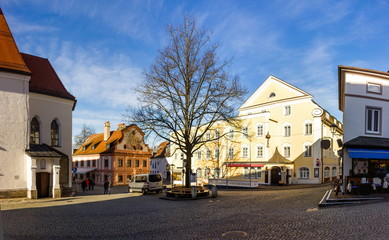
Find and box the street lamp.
[330,123,339,178]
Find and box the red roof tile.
[21,53,76,101]
[0,8,30,75]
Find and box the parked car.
[128,173,163,194]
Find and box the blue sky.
[2,0,389,146]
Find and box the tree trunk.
[185,154,192,188]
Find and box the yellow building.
[172,75,343,186]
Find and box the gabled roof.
[152,141,170,158]
[73,124,151,156]
[0,8,30,75]
[239,75,312,112]
[73,130,122,155]
[21,53,76,101]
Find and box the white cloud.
[6,14,57,34]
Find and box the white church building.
[0,9,76,198]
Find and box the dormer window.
[269,92,276,98]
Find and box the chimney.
[104,121,111,141]
[117,123,126,130]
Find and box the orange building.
[72,122,152,186]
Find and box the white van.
[128,173,163,194]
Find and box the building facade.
[339,66,389,185]
[171,75,342,185]
[150,141,171,180]
[0,9,76,198]
[72,122,152,186]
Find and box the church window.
[30,117,40,144]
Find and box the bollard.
[211,185,217,198]
[191,186,197,198]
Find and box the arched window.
[332,167,337,177]
[214,167,220,178]
[30,117,40,144]
[324,167,330,178]
[204,167,211,179]
[196,168,202,178]
[299,167,310,179]
[51,119,60,146]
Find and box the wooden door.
[36,172,50,198]
[271,167,281,185]
[265,170,269,184]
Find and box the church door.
[36,172,50,198]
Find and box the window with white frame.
[214,167,220,178]
[229,129,234,139]
[305,122,312,135]
[256,124,263,137]
[206,132,211,140]
[215,130,220,139]
[214,148,220,159]
[256,145,263,158]
[366,107,381,134]
[283,146,291,158]
[204,167,211,178]
[284,125,291,137]
[228,147,234,159]
[242,127,248,138]
[243,167,250,179]
[242,145,248,158]
[197,151,201,160]
[299,167,310,178]
[329,147,332,158]
[304,144,312,157]
[206,148,211,159]
[332,167,337,177]
[284,105,291,115]
[324,167,330,178]
[196,168,202,178]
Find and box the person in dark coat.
[81,180,86,193]
[104,180,109,194]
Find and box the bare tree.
[126,16,246,187]
[73,124,96,149]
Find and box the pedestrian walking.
[104,179,109,194]
[85,178,90,191]
[81,180,86,193]
[90,178,95,191]
[108,180,113,194]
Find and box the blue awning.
[348,148,389,159]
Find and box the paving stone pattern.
[1,185,389,240]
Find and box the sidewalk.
[318,185,389,207]
[0,186,134,211]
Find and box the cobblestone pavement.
[1,185,389,240]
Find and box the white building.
[150,141,171,180]
[0,9,76,198]
[339,66,389,184]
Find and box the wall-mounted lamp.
[265,132,271,148]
